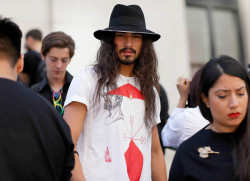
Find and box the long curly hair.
[93,33,160,129]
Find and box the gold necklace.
[120,76,135,100]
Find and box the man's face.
[114,32,143,65]
[43,47,71,80]
[24,36,33,51]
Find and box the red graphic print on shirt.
[124,140,143,181]
[104,146,112,162]
[108,83,144,100]
[106,83,145,180]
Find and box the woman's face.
[202,73,248,133]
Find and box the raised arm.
[151,125,167,181]
[176,76,191,108]
[63,102,87,181]
[161,76,190,147]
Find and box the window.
[186,0,244,76]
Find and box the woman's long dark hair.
[187,66,204,107]
[93,34,159,129]
[199,55,250,180]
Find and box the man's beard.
[118,48,138,65]
[119,56,138,65]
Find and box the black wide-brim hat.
[94,4,161,42]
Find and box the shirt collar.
[37,71,73,92]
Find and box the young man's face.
[43,47,71,80]
[114,32,143,65]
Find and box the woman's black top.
[169,128,235,181]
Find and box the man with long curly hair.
[63,4,167,181]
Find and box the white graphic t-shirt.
[64,68,161,181]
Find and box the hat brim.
[94,26,160,42]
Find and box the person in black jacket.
[0,17,74,181]
[20,29,45,87]
[31,31,75,116]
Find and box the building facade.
[1,0,249,112]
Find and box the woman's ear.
[201,93,210,108]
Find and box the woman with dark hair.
[169,55,250,181]
[162,67,209,147]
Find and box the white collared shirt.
[161,106,209,148]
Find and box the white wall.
[1,0,51,49]
[50,0,191,113]
[1,0,190,113]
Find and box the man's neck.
[33,42,42,53]
[30,42,42,53]
[0,61,17,81]
[119,63,135,77]
[47,74,66,92]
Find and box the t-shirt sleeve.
[64,73,91,109]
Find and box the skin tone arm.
[151,125,167,181]
[63,102,87,181]
[176,76,191,108]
